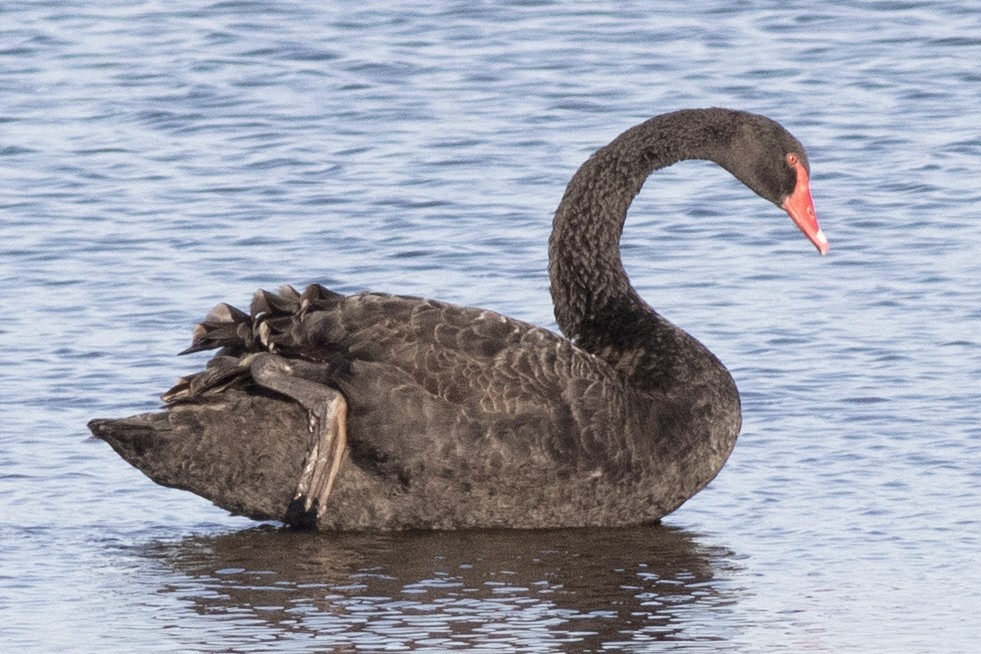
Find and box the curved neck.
[548,109,738,346]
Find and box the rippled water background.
[3,1,980,651]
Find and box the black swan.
[89,108,827,530]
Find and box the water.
[2,1,980,651]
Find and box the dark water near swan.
[3,1,980,651]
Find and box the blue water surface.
[2,1,980,652]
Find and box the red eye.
[786,153,799,166]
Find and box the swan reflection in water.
[142,524,742,650]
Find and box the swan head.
[716,111,829,255]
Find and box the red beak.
[782,162,829,255]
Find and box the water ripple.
[4,0,981,651]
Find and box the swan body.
[89,108,826,530]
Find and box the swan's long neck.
[548,110,735,352]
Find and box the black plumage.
[89,108,824,530]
